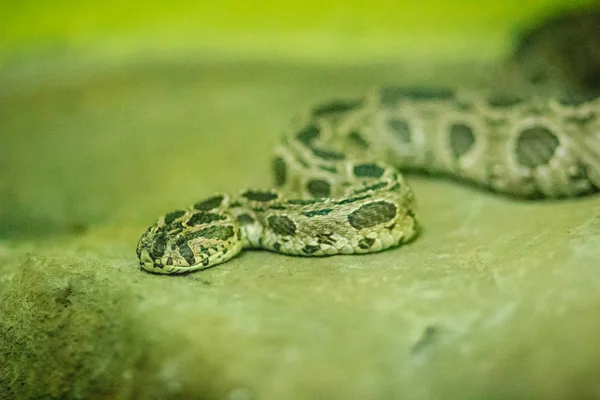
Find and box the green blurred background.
[1,0,597,63]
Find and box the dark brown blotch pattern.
[353,181,388,194]
[319,165,337,174]
[381,87,454,106]
[187,225,235,241]
[296,124,320,146]
[335,194,370,206]
[242,190,279,202]
[194,195,224,211]
[268,204,286,210]
[449,123,476,159]
[268,215,297,236]
[307,179,331,198]
[311,147,346,161]
[388,119,411,144]
[237,214,255,225]
[557,92,597,106]
[187,211,226,226]
[487,94,525,108]
[164,210,186,225]
[515,126,560,168]
[316,232,335,246]
[272,156,287,187]
[150,232,167,258]
[287,198,323,205]
[303,208,333,218]
[302,244,321,254]
[347,201,397,229]
[353,163,385,178]
[348,131,369,148]
[312,100,361,117]
[178,243,196,266]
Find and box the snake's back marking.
[137,87,600,274]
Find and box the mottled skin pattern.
[137,87,600,274]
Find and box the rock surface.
[1,58,600,399]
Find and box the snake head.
[136,208,243,274]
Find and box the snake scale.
[137,87,600,274]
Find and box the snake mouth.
[138,244,196,274]
[138,248,169,273]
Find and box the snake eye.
[150,233,167,258]
[175,235,186,246]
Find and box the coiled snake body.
[137,87,600,274]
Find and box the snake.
[136,87,600,274]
